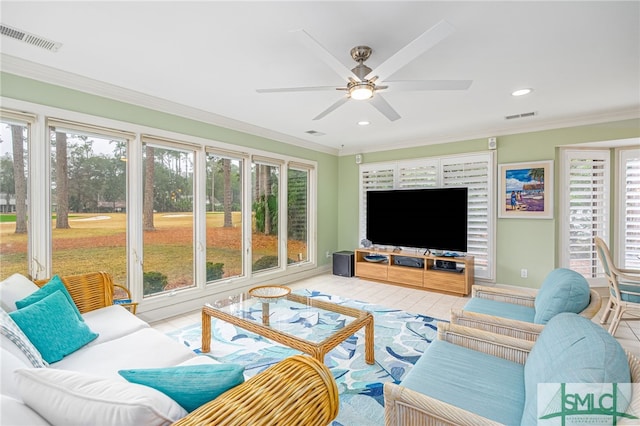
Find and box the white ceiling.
[1,1,638,155]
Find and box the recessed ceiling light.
[512,88,533,97]
[357,121,370,126]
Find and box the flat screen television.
[366,187,468,253]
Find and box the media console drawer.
[388,266,423,287]
[424,270,466,293]
[355,261,388,281]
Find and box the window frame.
[559,148,610,285]
[0,110,35,278]
[616,146,640,269]
[0,101,318,318]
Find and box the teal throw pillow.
[9,290,98,363]
[533,268,590,324]
[118,363,245,412]
[15,275,83,320]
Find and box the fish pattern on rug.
[165,289,443,426]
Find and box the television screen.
[366,187,468,253]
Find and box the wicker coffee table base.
[202,293,375,364]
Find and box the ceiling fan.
[256,20,472,122]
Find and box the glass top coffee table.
[201,289,374,365]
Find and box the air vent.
[305,130,326,136]
[505,111,537,120]
[1,24,62,52]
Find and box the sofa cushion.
[177,355,222,366]
[14,368,187,426]
[522,312,630,425]
[400,338,526,425]
[82,305,150,347]
[0,273,40,313]
[0,307,47,368]
[462,297,536,323]
[0,395,49,426]
[119,363,245,412]
[15,275,83,320]
[533,268,590,324]
[51,328,196,378]
[1,347,33,400]
[9,291,98,363]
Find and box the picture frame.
[498,160,553,219]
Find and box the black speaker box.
[333,251,354,277]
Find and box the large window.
[1,103,317,317]
[142,140,195,297]
[618,148,640,270]
[251,159,281,272]
[560,149,610,283]
[288,165,310,265]
[206,151,244,282]
[359,153,495,281]
[49,123,128,282]
[0,116,30,279]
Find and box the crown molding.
[3,54,637,158]
[339,107,640,156]
[0,54,339,156]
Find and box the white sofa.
[1,272,339,426]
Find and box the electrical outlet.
[326,251,331,259]
[520,269,528,278]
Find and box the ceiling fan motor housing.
[350,46,373,80]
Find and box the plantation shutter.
[359,165,395,243]
[620,148,640,269]
[560,149,610,281]
[442,154,494,280]
[398,160,438,188]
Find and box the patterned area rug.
[165,289,442,426]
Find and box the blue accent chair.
[450,268,601,340]
[384,313,639,426]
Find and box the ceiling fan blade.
[366,20,455,82]
[370,94,401,121]
[257,86,340,93]
[384,80,473,91]
[292,29,361,82]
[313,97,349,120]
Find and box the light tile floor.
[151,273,640,358]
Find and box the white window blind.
[359,153,494,281]
[619,148,640,269]
[398,161,438,188]
[561,149,610,280]
[442,155,494,280]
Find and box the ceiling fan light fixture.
[349,82,375,100]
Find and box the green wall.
[337,119,640,288]
[3,72,638,288]
[0,72,340,268]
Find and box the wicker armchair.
[450,284,602,341]
[174,354,339,426]
[34,271,138,314]
[384,321,640,426]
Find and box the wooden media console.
[354,248,474,296]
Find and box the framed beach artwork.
[498,160,553,219]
